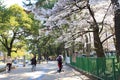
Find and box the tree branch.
[71,30,94,40]
[0,34,9,49]
[87,2,99,32]
[101,33,115,44]
[99,3,112,34]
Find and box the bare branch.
[99,3,112,34]
[101,33,114,44]
[87,3,99,32]
[71,30,94,40]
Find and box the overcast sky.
[3,0,24,7]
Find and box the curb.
[0,66,16,72]
[66,63,98,80]
[0,67,5,72]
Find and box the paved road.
[0,63,5,69]
[0,61,92,80]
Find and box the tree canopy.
[0,4,32,56]
[26,0,117,57]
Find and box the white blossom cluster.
[31,0,114,49]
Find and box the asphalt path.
[0,61,92,80]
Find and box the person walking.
[31,55,37,71]
[6,56,12,72]
[56,55,63,73]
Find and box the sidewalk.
[0,61,95,80]
[0,63,5,68]
[0,63,6,72]
[41,62,93,80]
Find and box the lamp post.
[23,55,26,67]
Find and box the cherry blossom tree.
[28,0,115,57]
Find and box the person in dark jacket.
[6,56,12,72]
[31,55,37,71]
[57,55,63,72]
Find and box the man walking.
[31,55,37,71]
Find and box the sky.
[3,0,24,7]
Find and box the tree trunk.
[23,55,26,67]
[72,41,75,54]
[37,45,41,64]
[38,49,41,64]
[114,9,120,61]
[7,49,11,57]
[93,28,105,57]
[111,0,120,62]
[87,3,105,57]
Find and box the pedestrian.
[6,56,12,72]
[14,57,18,67]
[56,55,63,73]
[31,55,37,71]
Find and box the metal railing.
[70,56,120,80]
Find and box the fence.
[70,56,120,80]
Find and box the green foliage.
[0,6,11,32]
[23,0,57,9]
[24,14,41,54]
[9,4,32,29]
[0,4,33,56]
[28,13,40,35]
[36,0,58,9]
